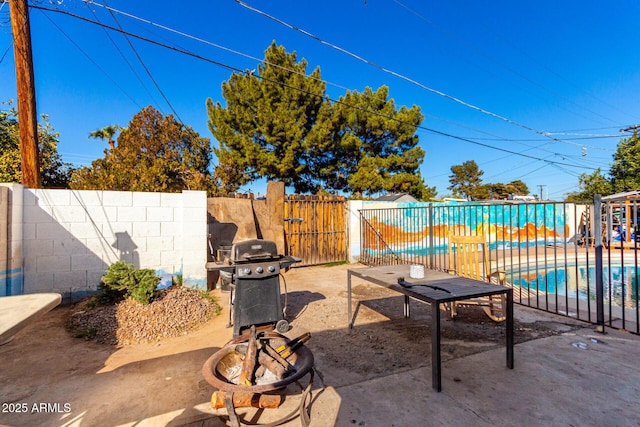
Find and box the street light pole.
[9,0,42,188]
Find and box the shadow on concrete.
[282,290,326,323]
[0,305,222,426]
[0,285,590,427]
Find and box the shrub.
[172,273,183,287]
[100,261,160,305]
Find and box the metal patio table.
[347,264,514,392]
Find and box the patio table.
[0,293,61,345]
[347,264,514,391]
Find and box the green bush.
[172,273,183,287]
[100,261,160,305]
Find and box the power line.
[234,0,600,151]
[37,9,143,110]
[465,135,619,144]
[390,0,622,128]
[82,1,157,110]
[0,40,10,64]
[100,0,183,123]
[31,5,599,174]
[81,1,612,163]
[443,0,636,124]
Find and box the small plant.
[172,273,183,287]
[199,289,222,315]
[100,261,160,305]
[73,327,97,339]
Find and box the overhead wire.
[512,162,557,182]
[0,41,10,65]
[442,0,636,123]
[81,1,606,167]
[466,134,620,143]
[99,0,183,123]
[36,9,143,109]
[391,0,622,127]
[82,1,157,111]
[233,0,603,152]
[31,4,599,174]
[419,113,589,164]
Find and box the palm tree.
[89,125,119,152]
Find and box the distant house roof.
[374,193,418,202]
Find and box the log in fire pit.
[202,329,315,427]
[205,239,313,426]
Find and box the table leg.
[431,302,442,392]
[348,271,353,329]
[506,289,514,369]
[404,295,410,318]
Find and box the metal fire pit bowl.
[202,332,314,394]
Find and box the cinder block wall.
[3,184,207,298]
[0,186,9,296]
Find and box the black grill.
[207,239,299,337]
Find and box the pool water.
[507,265,640,308]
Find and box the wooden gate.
[284,195,347,266]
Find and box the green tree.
[0,103,74,187]
[207,43,434,198]
[210,149,247,197]
[89,124,120,153]
[207,42,326,193]
[565,168,613,202]
[486,180,529,200]
[70,106,213,193]
[319,86,431,199]
[564,134,640,202]
[610,132,640,192]
[448,160,488,201]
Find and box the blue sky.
[1,0,639,199]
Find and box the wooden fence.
[284,195,347,266]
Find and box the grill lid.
[231,239,279,262]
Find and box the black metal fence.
[359,199,640,334]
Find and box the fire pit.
[202,330,315,426]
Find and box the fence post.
[428,203,434,269]
[594,194,605,333]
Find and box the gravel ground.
[65,286,221,346]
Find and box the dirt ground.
[0,263,586,426]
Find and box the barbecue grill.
[207,239,300,337]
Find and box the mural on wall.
[361,201,571,257]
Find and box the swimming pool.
[507,264,640,308]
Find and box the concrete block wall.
[2,184,207,298]
[0,186,10,296]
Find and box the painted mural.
[361,201,572,257]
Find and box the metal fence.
[359,199,640,334]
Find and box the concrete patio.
[1,264,640,427]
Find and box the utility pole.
[9,0,41,188]
[537,184,546,201]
